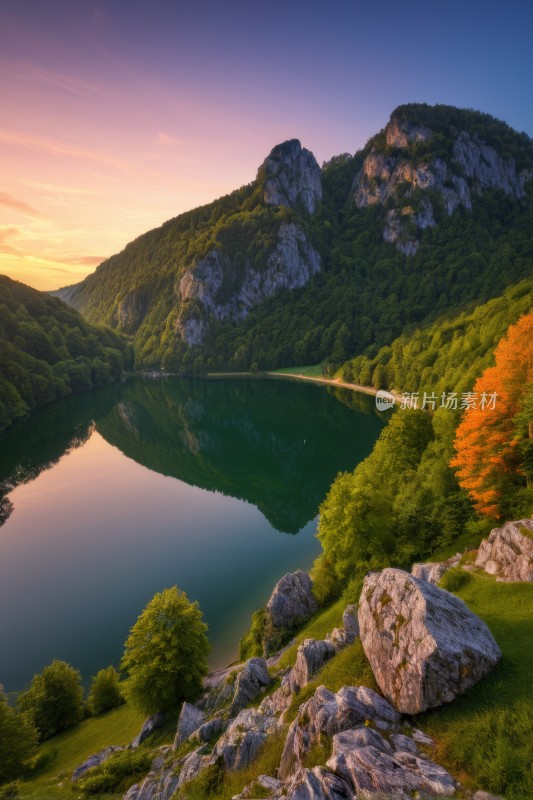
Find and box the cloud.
[0,191,43,218]
[0,129,128,170]
[157,131,183,146]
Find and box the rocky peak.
[261,139,322,214]
[386,113,432,149]
[353,108,532,255]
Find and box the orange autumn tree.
[450,312,533,519]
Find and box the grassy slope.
[269,364,323,377]
[16,704,144,800]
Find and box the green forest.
[0,276,132,432]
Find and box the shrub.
[87,666,124,715]
[0,688,38,784]
[77,748,151,794]
[440,567,472,593]
[16,661,84,741]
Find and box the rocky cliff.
[352,110,532,254]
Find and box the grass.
[418,571,533,800]
[15,703,145,800]
[269,364,324,377]
[275,597,346,671]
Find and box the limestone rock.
[279,684,400,780]
[229,657,271,716]
[212,708,278,771]
[286,767,354,799]
[191,716,227,743]
[131,711,166,748]
[174,702,205,748]
[412,553,462,584]
[288,639,336,695]
[261,139,322,214]
[358,568,502,714]
[342,604,360,643]
[177,222,320,345]
[267,570,317,629]
[327,726,455,798]
[475,518,533,581]
[72,745,123,781]
[116,291,147,332]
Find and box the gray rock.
[131,711,166,748]
[358,568,502,714]
[191,716,226,743]
[233,773,285,799]
[174,702,205,748]
[278,684,400,780]
[212,708,279,771]
[288,639,336,695]
[267,570,317,629]
[176,746,211,787]
[472,792,505,800]
[411,727,435,746]
[123,754,180,800]
[261,139,322,214]
[412,553,462,584]
[230,657,271,716]
[177,222,320,345]
[116,291,147,332]
[342,604,360,643]
[286,767,354,799]
[72,745,123,781]
[475,519,533,582]
[327,726,455,798]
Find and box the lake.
[0,377,384,693]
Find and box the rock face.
[358,568,502,714]
[261,139,322,214]
[72,745,123,781]
[177,221,320,344]
[412,553,462,584]
[116,291,147,332]
[229,657,271,716]
[131,711,166,748]
[266,570,318,629]
[327,726,455,799]
[288,639,336,695]
[173,702,205,747]
[279,684,400,780]
[475,518,533,581]
[212,708,279,771]
[352,110,532,254]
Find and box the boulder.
[191,716,227,743]
[358,568,502,714]
[279,684,400,780]
[288,639,336,695]
[411,553,462,584]
[131,711,166,747]
[326,725,455,799]
[72,745,123,781]
[475,519,533,581]
[173,702,205,748]
[266,571,317,629]
[328,604,360,648]
[286,767,354,799]
[212,708,278,771]
[229,657,271,716]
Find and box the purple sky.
[1,0,532,289]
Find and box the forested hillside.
[0,276,132,432]
[53,104,533,374]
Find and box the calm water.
[0,377,383,692]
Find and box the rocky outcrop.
[229,657,271,716]
[475,518,533,581]
[131,711,166,748]
[328,603,360,647]
[279,684,400,780]
[358,568,502,714]
[288,639,336,695]
[261,139,322,214]
[123,749,179,800]
[352,110,532,254]
[266,570,317,629]
[326,726,455,798]
[177,222,320,345]
[190,716,226,743]
[173,702,205,747]
[115,291,147,332]
[412,552,462,584]
[212,708,279,771]
[72,745,123,781]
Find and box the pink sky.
[2,1,531,292]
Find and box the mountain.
[53,104,533,373]
[0,275,132,432]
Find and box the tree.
[16,661,84,741]
[0,686,38,784]
[87,666,124,716]
[450,313,533,518]
[121,587,210,715]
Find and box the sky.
[1,0,532,291]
